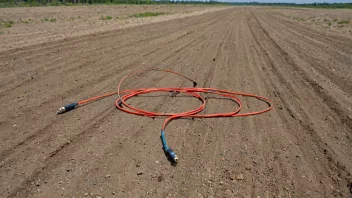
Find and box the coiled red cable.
[78,69,273,130]
[73,69,273,163]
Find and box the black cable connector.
[193,81,197,87]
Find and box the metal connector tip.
[173,155,178,163]
[56,107,66,114]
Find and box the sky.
[225,0,351,3]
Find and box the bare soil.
[0,6,352,198]
[0,5,227,51]
[268,7,352,37]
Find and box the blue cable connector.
[160,130,178,163]
[56,102,78,114]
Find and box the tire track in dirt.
[265,10,352,53]
[252,11,352,131]
[172,13,234,197]
[246,13,317,196]
[258,11,352,96]
[241,13,287,196]
[249,9,351,197]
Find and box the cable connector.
[165,148,178,163]
[160,130,178,163]
[56,102,78,114]
[117,100,123,108]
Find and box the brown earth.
[0,5,228,51]
[0,6,352,198]
[267,7,352,37]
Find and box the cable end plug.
[193,81,197,87]
[56,102,78,114]
[166,148,178,163]
[117,100,123,108]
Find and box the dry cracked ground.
[0,6,352,198]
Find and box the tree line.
[228,2,352,9]
[0,0,223,7]
[0,0,351,8]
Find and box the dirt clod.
[158,175,164,182]
[235,174,244,180]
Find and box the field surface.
[1,6,352,198]
[0,5,226,51]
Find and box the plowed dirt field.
[0,6,352,198]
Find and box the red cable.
[77,69,273,131]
